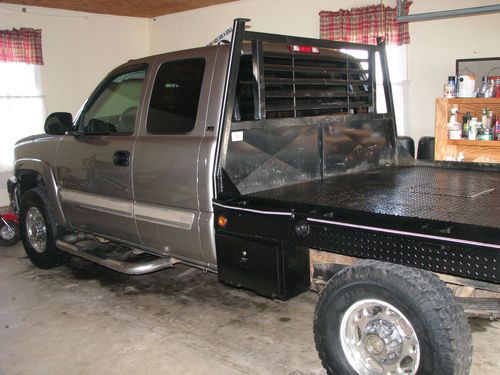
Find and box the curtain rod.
[397,0,500,22]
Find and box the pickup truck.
[9,19,499,375]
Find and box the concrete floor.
[1,243,499,375]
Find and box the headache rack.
[235,46,374,121]
[216,18,398,196]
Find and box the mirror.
[44,112,73,135]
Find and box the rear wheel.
[314,260,472,375]
[20,187,70,268]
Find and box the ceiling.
[1,0,238,18]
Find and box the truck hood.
[15,133,52,145]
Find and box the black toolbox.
[215,234,309,300]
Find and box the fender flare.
[15,158,68,228]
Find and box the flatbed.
[211,19,499,374]
[216,163,499,286]
[249,165,499,229]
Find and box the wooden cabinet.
[434,98,500,163]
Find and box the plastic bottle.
[468,118,478,140]
[482,107,488,127]
[478,77,488,97]
[444,76,456,98]
[462,112,471,138]
[486,110,494,129]
[486,79,496,98]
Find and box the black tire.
[20,187,70,268]
[314,260,472,375]
[0,219,20,246]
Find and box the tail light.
[287,45,320,54]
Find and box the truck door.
[56,64,148,244]
[133,50,215,266]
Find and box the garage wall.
[0,4,150,116]
[408,0,500,142]
[149,0,500,143]
[1,1,498,144]
[149,0,375,53]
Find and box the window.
[342,45,408,136]
[147,59,205,134]
[79,69,146,135]
[0,62,46,186]
[385,45,409,136]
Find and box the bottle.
[462,112,471,138]
[478,125,486,140]
[468,117,478,140]
[478,77,488,97]
[450,105,459,123]
[444,76,456,98]
[486,79,496,98]
[495,120,500,140]
[482,107,488,127]
[483,127,492,141]
[486,110,494,129]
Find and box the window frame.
[145,58,206,135]
[75,63,148,136]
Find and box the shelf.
[447,140,500,147]
[442,98,500,104]
[435,98,500,163]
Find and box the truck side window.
[79,69,146,135]
[147,59,206,134]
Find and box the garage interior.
[1,1,499,374]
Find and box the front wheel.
[20,187,70,268]
[314,260,472,375]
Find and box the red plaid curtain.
[319,2,412,46]
[0,28,44,65]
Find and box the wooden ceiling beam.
[1,0,237,18]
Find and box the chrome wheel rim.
[340,299,420,375]
[26,207,47,253]
[0,222,16,240]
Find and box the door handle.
[113,150,130,167]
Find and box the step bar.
[56,240,174,275]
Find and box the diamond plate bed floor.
[249,166,500,229]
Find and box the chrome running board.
[56,239,173,275]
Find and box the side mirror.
[44,112,73,135]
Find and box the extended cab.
[10,19,500,375]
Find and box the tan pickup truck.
[9,19,500,375]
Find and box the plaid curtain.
[0,28,44,65]
[319,2,412,46]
